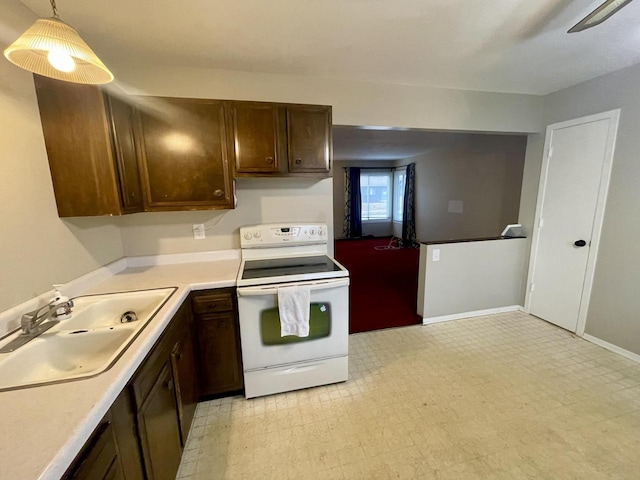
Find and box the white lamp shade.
[4,17,113,84]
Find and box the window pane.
[360,171,391,221]
[393,169,406,222]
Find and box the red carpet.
[335,238,421,334]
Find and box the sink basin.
[0,287,176,391]
[61,289,177,330]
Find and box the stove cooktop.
[237,254,349,287]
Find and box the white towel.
[277,285,311,337]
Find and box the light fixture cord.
[50,0,59,18]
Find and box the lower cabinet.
[137,363,183,480]
[191,288,244,397]
[171,324,200,444]
[64,288,243,480]
[64,414,124,480]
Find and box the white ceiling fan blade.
[568,0,635,32]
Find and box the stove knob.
[310,228,316,236]
[254,231,262,239]
[243,232,252,240]
[318,227,325,237]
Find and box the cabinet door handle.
[167,379,174,391]
[213,189,224,198]
[265,157,274,164]
[176,352,183,361]
[295,158,302,165]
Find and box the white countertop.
[0,256,240,480]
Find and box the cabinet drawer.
[192,291,234,314]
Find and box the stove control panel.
[240,224,328,247]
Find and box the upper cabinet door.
[231,103,284,174]
[287,105,332,174]
[136,98,234,210]
[33,75,123,217]
[106,95,144,214]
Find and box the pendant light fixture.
[4,0,114,84]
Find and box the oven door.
[237,278,349,371]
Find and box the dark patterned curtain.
[343,167,362,238]
[401,163,416,245]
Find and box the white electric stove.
[236,224,350,398]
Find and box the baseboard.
[422,305,522,325]
[582,334,640,364]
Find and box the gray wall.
[396,135,527,242]
[519,63,640,355]
[0,2,124,313]
[418,239,527,320]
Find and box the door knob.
[574,240,587,247]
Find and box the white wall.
[0,3,124,312]
[396,135,527,242]
[116,64,543,134]
[120,178,334,255]
[518,63,640,356]
[418,238,527,321]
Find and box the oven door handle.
[237,278,349,297]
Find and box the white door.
[526,110,619,333]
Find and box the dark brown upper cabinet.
[230,101,332,178]
[135,98,234,211]
[287,105,332,174]
[231,102,285,174]
[34,75,143,217]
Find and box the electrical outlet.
[193,224,205,240]
[432,249,440,262]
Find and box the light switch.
[432,249,440,262]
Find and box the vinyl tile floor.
[177,312,640,479]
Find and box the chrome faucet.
[21,300,73,334]
[0,300,74,354]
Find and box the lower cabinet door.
[171,328,200,445]
[67,418,123,480]
[137,362,183,480]
[197,312,244,396]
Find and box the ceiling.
[333,126,476,161]
[18,0,640,95]
[334,127,494,161]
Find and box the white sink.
[0,287,176,391]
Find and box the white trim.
[582,334,640,365]
[126,249,241,267]
[422,306,521,325]
[524,109,620,337]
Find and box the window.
[360,170,392,221]
[393,168,406,222]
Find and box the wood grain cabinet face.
[171,327,199,445]
[231,103,284,174]
[287,105,332,173]
[192,288,244,397]
[106,95,144,213]
[136,98,234,210]
[197,312,244,396]
[34,75,126,217]
[136,363,183,480]
[64,415,124,480]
